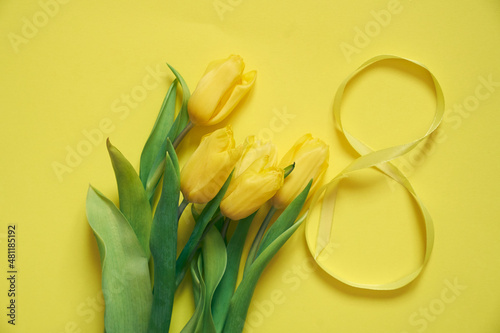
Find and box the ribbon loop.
[305,55,444,290]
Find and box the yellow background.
[1,0,500,332]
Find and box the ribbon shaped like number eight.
[305,55,444,290]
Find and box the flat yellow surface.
[1,0,500,332]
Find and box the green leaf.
[167,64,191,140]
[223,221,304,333]
[283,162,295,178]
[86,186,152,333]
[191,252,202,310]
[191,204,201,222]
[256,180,312,258]
[243,207,276,276]
[148,152,180,333]
[107,139,152,258]
[214,216,226,232]
[145,138,178,200]
[222,184,312,333]
[145,65,192,200]
[212,213,256,332]
[200,226,227,333]
[139,80,178,187]
[175,172,233,288]
[166,138,181,179]
[181,254,205,333]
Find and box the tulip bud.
[272,134,329,209]
[234,136,277,178]
[221,156,284,220]
[187,55,257,126]
[180,126,242,204]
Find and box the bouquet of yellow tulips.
[85,55,329,333]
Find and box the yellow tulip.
[187,55,257,126]
[272,134,329,209]
[220,156,284,220]
[233,136,277,178]
[180,126,242,204]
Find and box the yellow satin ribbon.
[305,55,444,290]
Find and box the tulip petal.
[234,137,277,178]
[180,127,241,204]
[188,56,245,125]
[205,70,257,126]
[272,134,329,209]
[277,133,312,169]
[182,151,236,204]
[203,57,229,76]
[220,166,283,221]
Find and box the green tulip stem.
[243,206,277,276]
[175,212,225,288]
[178,198,189,220]
[220,218,231,240]
[173,121,194,149]
[200,212,224,242]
